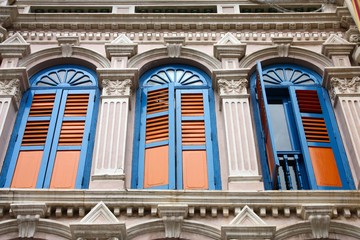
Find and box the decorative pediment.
[214,32,246,60]
[70,202,127,240]
[221,205,276,240]
[105,34,138,58]
[217,32,241,45]
[322,34,355,58]
[230,205,266,226]
[0,32,30,58]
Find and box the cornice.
[11,12,345,32]
[0,190,359,219]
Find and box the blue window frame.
[251,62,355,190]
[0,65,100,189]
[132,64,221,190]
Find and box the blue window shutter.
[289,86,355,190]
[4,89,62,188]
[175,89,215,190]
[256,62,280,189]
[138,84,176,189]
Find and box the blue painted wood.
[133,64,221,190]
[256,61,281,189]
[252,62,354,190]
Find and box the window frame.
[131,64,221,190]
[251,62,355,190]
[0,65,100,189]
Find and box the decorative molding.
[158,204,188,239]
[105,34,138,59]
[164,36,185,58]
[214,32,246,60]
[0,32,30,58]
[300,204,334,220]
[230,205,266,226]
[57,36,79,57]
[102,79,132,97]
[70,202,127,240]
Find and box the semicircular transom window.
[262,65,320,86]
[33,67,97,87]
[143,67,208,87]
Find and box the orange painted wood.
[11,151,43,188]
[58,121,85,145]
[182,150,208,190]
[50,151,80,189]
[21,121,50,146]
[146,115,169,143]
[296,90,322,114]
[181,93,204,116]
[146,89,169,115]
[64,94,89,116]
[182,121,206,145]
[144,145,169,188]
[29,94,55,117]
[309,146,342,187]
[302,117,330,142]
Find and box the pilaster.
[0,33,29,175]
[214,69,263,190]
[90,68,138,189]
[323,67,360,189]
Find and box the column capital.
[213,69,250,98]
[97,68,138,96]
[323,67,360,101]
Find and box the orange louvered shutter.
[294,89,342,188]
[140,85,175,189]
[176,90,213,190]
[11,93,57,188]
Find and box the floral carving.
[0,79,21,105]
[217,78,248,96]
[330,77,360,99]
[102,79,132,96]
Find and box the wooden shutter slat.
[22,120,50,146]
[58,121,85,145]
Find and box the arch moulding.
[239,46,334,76]
[19,46,111,84]
[128,47,222,80]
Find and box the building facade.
[0,0,360,239]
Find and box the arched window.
[132,65,221,190]
[0,65,99,189]
[251,62,355,190]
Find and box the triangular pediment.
[111,34,134,45]
[80,202,119,224]
[230,205,266,226]
[2,32,28,45]
[324,34,350,45]
[216,32,241,45]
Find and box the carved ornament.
[0,78,21,105]
[218,78,248,96]
[330,77,360,99]
[102,79,132,97]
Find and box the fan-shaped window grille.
[143,67,207,87]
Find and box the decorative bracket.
[158,204,188,238]
[57,36,79,57]
[164,36,185,58]
[301,204,334,239]
[10,203,47,238]
[97,68,138,97]
[272,36,293,57]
